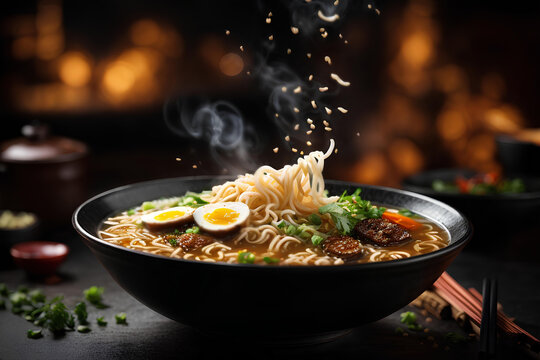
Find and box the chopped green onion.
[0,283,8,297]
[263,257,279,264]
[238,251,256,264]
[400,311,417,325]
[285,225,297,236]
[115,313,127,324]
[28,289,46,303]
[127,209,135,215]
[276,220,286,229]
[83,286,106,308]
[311,235,324,246]
[96,316,108,326]
[74,302,88,325]
[17,285,29,293]
[77,325,91,333]
[167,237,178,246]
[27,329,43,339]
[141,202,155,211]
[308,214,322,225]
[185,226,200,234]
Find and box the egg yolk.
[203,208,239,225]
[154,210,186,221]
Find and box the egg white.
[141,206,195,231]
[193,202,250,236]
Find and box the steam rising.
[164,100,259,173]
[286,0,348,35]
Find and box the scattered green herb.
[74,302,88,325]
[115,313,127,325]
[308,214,322,225]
[127,209,135,216]
[27,329,43,339]
[28,289,46,304]
[166,236,178,247]
[96,316,108,326]
[311,235,324,246]
[445,332,469,344]
[17,285,29,293]
[185,226,200,234]
[177,191,210,208]
[45,301,71,333]
[397,209,419,218]
[400,311,422,331]
[263,257,279,264]
[84,286,106,308]
[276,220,286,229]
[141,202,155,211]
[77,325,91,333]
[0,283,9,297]
[238,251,256,264]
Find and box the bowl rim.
[402,168,540,200]
[73,176,472,272]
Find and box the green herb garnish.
[0,283,9,297]
[400,311,422,331]
[263,257,280,264]
[96,316,108,326]
[28,289,46,304]
[27,329,43,339]
[311,235,324,246]
[185,226,200,234]
[127,209,135,215]
[45,301,71,333]
[84,286,106,308]
[319,188,385,235]
[115,313,127,324]
[74,302,88,325]
[141,202,155,211]
[397,209,419,218]
[308,214,322,225]
[77,325,91,333]
[238,251,256,264]
[178,191,210,207]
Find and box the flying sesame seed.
[311,100,317,109]
[292,148,298,153]
[175,157,182,161]
[344,40,349,44]
[225,30,231,35]
[310,124,315,129]
[268,12,273,16]
[273,147,279,153]
[334,148,338,154]
[323,120,329,126]
[291,26,299,34]
[324,56,332,65]
[300,151,304,155]
[337,107,348,113]
[321,31,328,38]
[319,86,329,92]
[275,113,279,117]
[266,18,271,24]
[375,9,381,15]
[192,165,198,169]
[281,86,287,92]
[325,127,332,131]
[356,132,360,136]
[334,0,339,5]
[240,45,244,52]
[306,130,312,135]
[287,48,292,54]
[338,33,343,39]
[320,27,326,33]
[308,74,313,81]
[294,124,300,130]
[293,86,301,93]
[293,107,300,113]
[330,73,351,86]
[307,118,313,124]
[325,107,332,114]
[285,135,290,141]
[306,53,312,58]
[368,4,372,9]
[306,141,312,146]
[317,10,340,22]
[268,35,274,40]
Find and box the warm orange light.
[130,20,162,46]
[388,139,424,175]
[401,32,433,68]
[352,153,388,185]
[436,110,467,141]
[36,32,64,60]
[102,61,136,96]
[58,51,92,87]
[484,107,522,133]
[218,53,244,76]
[467,134,495,162]
[12,36,35,60]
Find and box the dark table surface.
[1,226,539,360]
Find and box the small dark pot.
[73,177,471,345]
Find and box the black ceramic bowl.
[73,176,471,344]
[402,169,540,245]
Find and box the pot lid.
[0,123,87,163]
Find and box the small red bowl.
[10,241,69,276]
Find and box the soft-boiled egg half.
[193,202,250,236]
[141,206,195,231]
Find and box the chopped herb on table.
[96,316,108,326]
[400,311,422,331]
[27,329,43,339]
[84,286,107,308]
[115,313,127,325]
[0,283,9,296]
[74,302,88,325]
[77,325,91,333]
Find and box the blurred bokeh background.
[1,0,539,223]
